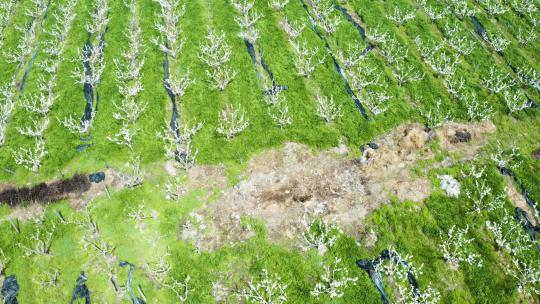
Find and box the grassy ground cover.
[0,0,539,302]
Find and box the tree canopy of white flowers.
[462,170,505,213]
[269,101,293,129]
[108,0,146,152]
[413,36,460,77]
[231,0,263,44]
[482,66,514,94]
[516,66,540,91]
[309,0,341,36]
[0,0,18,48]
[420,2,449,22]
[17,219,56,257]
[439,225,483,269]
[503,90,529,115]
[486,33,511,53]
[199,29,237,91]
[301,218,342,255]
[159,119,204,171]
[478,0,509,16]
[269,0,289,11]
[418,98,450,129]
[366,26,389,45]
[152,0,186,58]
[280,17,305,40]
[311,257,358,299]
[314,92,343,123]
[237,269,288,304]
[374,248,423,283]
[463,92,494,122]
[0,81,15,146]
[5,18,38,67]
[372,247,441,304]
[443,22,476,56]
[448,0,477,19]
[380,36,409,66]
[63,0,109,136]
[164,275,191,303]
[216,103,249,140]
[505,258,540,296]
[486,211,533,256]
[489,140,520,170]
[397,284,441,304]
[386,7,416,26]
[289,39,325,78]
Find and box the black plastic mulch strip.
[18,1,52,94]
[470,16,487,40]
[299,0,368,118]
[356,249,420,304]
[334,4,366,40]
[515,207,540,251]
[243,38,287,94]
[120,261,146,304]
[69,272,91,304]
[467,16,539,106]
[162,49,179,134]
[500,166,540,247]
[1,275,19,304]
[81,35,95,124]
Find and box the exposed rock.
[438,175,461,198]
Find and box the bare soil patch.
[181,121,496,251]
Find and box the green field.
[0,0,540,303]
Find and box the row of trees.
[61,0,109,136]
[13,0,78,172]
[4,0,538,173]
[0,0,49,146]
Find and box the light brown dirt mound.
[181,121,496,251]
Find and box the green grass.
[0,0,539,302]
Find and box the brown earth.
[180,121,497,251]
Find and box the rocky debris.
[438,175,461,198]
